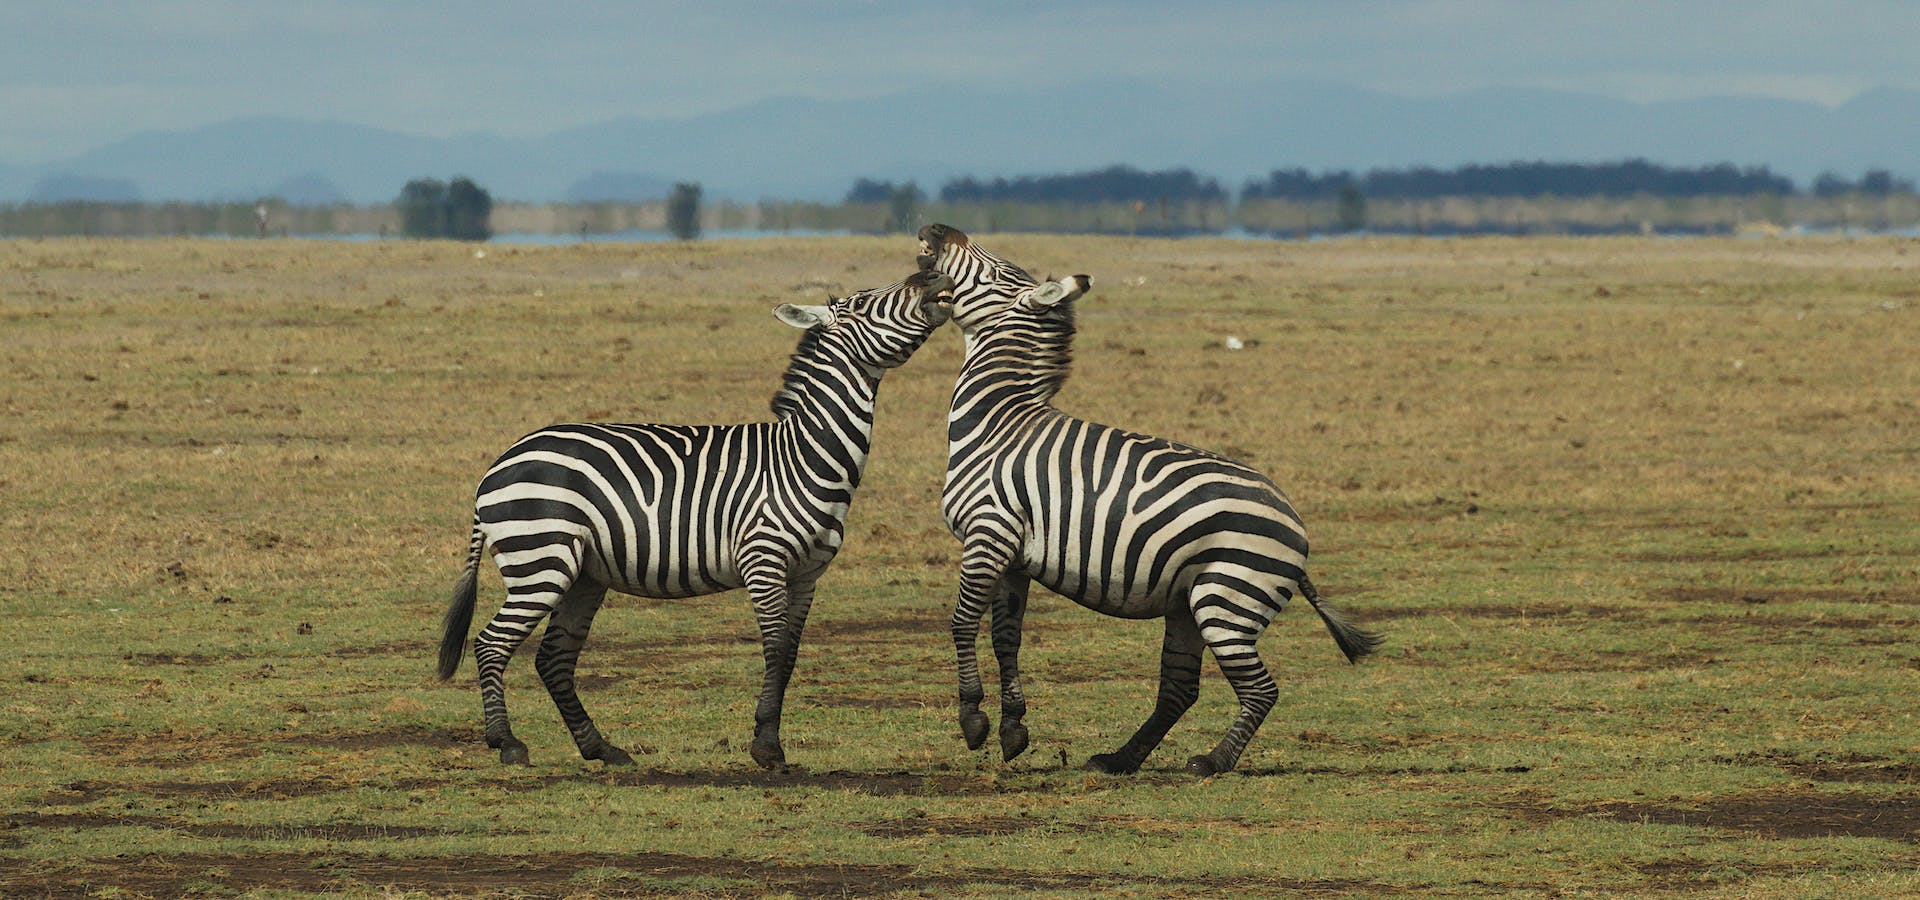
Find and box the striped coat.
[919,225,1380,775]
[437,271,953,769]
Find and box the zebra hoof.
[1185,754,1223,777]
[749,739,787,771]
[592,745,634,766]
[1083,753,1139,775]
[498,740,530,766]
[999,720,1029,762]
[960,710,991,750]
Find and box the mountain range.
[5,79,1916,204]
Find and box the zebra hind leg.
[473,538,584,765]
[1187,582,1282,776]
[1086,608,1204,774]
[535,580,632,765]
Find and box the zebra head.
[773,269,954,369]
[916,223,1092,333]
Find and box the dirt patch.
[1515,649,1726,674]
[305,724,478,751]
[590,768,1044,797]
[124,651,234,666]
[858,813,1053,838]
[327,639,433,659]
[1243,761,1534,778]
[812,693,934,710]
[39,767,1067,804]
[1504,788,1920,843]
[122,776,427,801]
[1360,603,1621,623]
[1292,728,1451,753]
[808,611,951,641]
[1719,751,1920,785]
[0,851,901,898]
[1632,858,1800,890]
[574,672,626,690]
[1627,547,1870,564]
[4,811,456,841]
[76,724,479,769]
[0,850,1380,897]
[1703,613,1898,630]
[1654,586,1920,607]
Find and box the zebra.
[436,270,954,769]
[916,224,1382,776]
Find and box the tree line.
[842,160,1914,207]
[7,160,1916,239]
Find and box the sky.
[3,0,1918,164]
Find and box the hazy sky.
[4,0,1915,163]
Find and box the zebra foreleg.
[952,535,1016,752]
[535,580,631,765]
[744,568,806,771]
[989,573,1032,762]
[1086,608,1204,775]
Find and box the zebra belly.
[1017,493,1308,621]
[475,515,747,600]
[476,422,780,600]
[1035,572,1170,618]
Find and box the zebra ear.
[774,303,834,329]
[1019,280,1070,310]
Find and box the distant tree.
[1335,186,1367,232]
[1812,172,1852,198]
[394,176,493,241]
[445,177,493,241]
[1859,169,1907,195]
[667,182,703,240]
[887,183,923,233]
[940,166,1226,204]
[396,178,448,238]
[1243,160,1797,201]
[844,178,895,205]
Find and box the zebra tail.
[435,518,486,680]
[1299,574,1385,664]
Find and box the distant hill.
[563,172,674,204]
[2,80,1916,204]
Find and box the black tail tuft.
[436,521,485,680]
[1300,574,1385,664]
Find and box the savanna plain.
[1,232,1917,897]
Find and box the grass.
[1,232,1917,897]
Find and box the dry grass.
[2,233,1918,897]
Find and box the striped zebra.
[436,271,954,769]
[916,224,1382,776]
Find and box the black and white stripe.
[917,224,1381,776]
[437,271,953,769]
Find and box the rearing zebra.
[437,271,954,769]
[917,224,1381,776]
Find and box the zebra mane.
[995,279,1077,400]
[769,325,830,420]
[1035,283,1078,394]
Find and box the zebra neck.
[949,323,1072,432]
[773,342,884,483]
